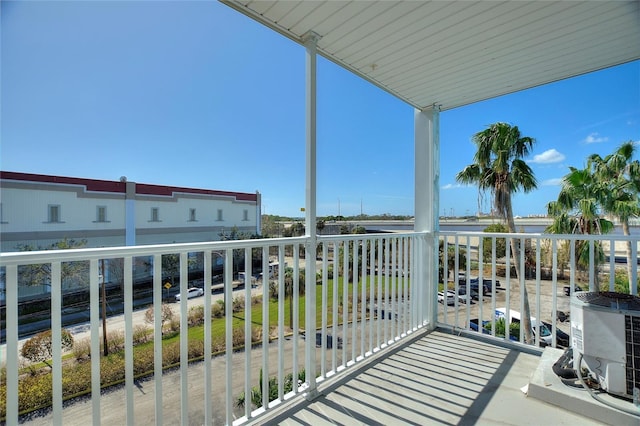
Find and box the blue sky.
[2,1,639,218]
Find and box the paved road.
[1,282,264,365]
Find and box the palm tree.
[456,122,537,343]
[589,141,640,289]
[546,165,614,286]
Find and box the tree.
[482,223,508,261]
[438,240,466,283]
[21,329,74,368]
[144,303,175,334]
[16,238,89,289]
[456,122,537,343]
[546,165,614,285]
[589,141,640,289]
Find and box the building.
[0,171,261,253]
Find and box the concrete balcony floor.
[260,330,606,426]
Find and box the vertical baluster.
[321,242,328,377]
[225,248,233,425]
[124,256,134,425]
[90,259,101,425]
[293,243,300,393]
[243,247,252,420]
[179,252,189,425]
[278,246,285,400]
[153,254,163,424]
[51,261,62,424]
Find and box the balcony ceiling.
[222,1,640,111]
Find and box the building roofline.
[0,171,258,202]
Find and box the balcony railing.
[1,229,638,424]
[437,230,639,349]
[1,232,428,424]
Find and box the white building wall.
[1,187,125,233]
[1,174,259,252]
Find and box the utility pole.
[101,258,108,356]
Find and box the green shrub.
[73,337,91,361]
[62,362,91,396]
[133,324,152,344]
[211,301,224,318]
[100,354,125,386]
[105,330,125,353]
[162,341,181,366]
[482,223,508,260]
[600,271,640,294]
[188,305,205,326]
[232,296,245,313]
[211,334,225,354]
[232,327,245,347]
[484,317,520,340]
[133,346,155,375]
[188,340,204,359]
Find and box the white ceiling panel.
[222,0,640,111]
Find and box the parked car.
[563,285,583,296]
[175,287,204,301]
[495,308,554,346]
[456,286,479,300]
[438,291,456,305]
[458,277,500,294]
[542,321,570,347]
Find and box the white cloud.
[530,149,565,164]
[441,183,462,190]
[541,178,563,186]
[583,132,609,144]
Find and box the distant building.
[0,171,261,253]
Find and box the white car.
[175,287,204,301]
[438,291,456,305]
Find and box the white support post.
[302,29,321,400]
[414,105,440,328]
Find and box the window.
[150,207,159,222]
[0,203,5,223]
[96,206,107,222]
[48,205,61,223]
[216,209,223,221]
[189,208,196,222]
[243,209,249,221]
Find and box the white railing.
[437,231,639,349]
[0,232,428,425]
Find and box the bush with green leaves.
[483,317,520,340]
[236,369,306,409]
[188,305,205,326]
[482,223,508,260]
[73,337,91,361]
[211,300,225,318]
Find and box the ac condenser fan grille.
[576,292,640,311]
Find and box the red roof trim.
[0,171,257,202]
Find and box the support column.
[302,29,321,399]
[414,105,440,328]
[125,180,136,246]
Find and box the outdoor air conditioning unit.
[571,292,640,400]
